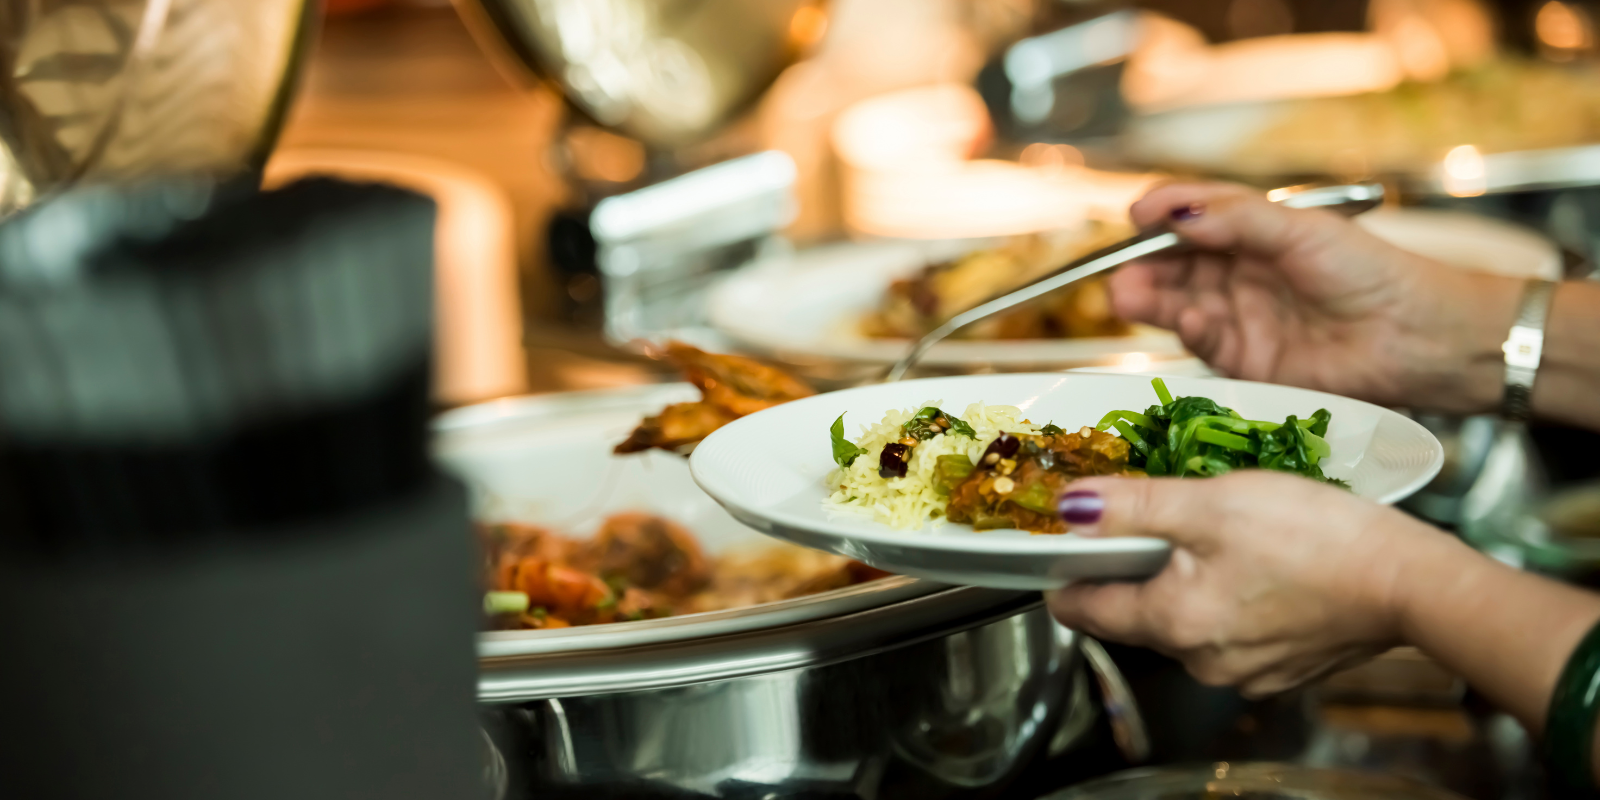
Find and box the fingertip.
[1063,474,1222,548]
[1128,182,1254,227]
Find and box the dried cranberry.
[879,443,911,479]
[981,434,1020,464]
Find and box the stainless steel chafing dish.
[434,384,1142,799]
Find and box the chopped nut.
[998,458,1017,475]
[935,416,950,427]
[898,436,919,447]
[1079,426,1094,437]
[993,476,1016,494]
[982,452,1000,466]
[927,424,943,434]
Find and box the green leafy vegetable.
[1040,423,1065,436]
[1097,379,1346,486]
[1152,377,1175,406]
[831,414,868,468]
[903,406,976,441]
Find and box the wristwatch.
[1502,279,1557,422]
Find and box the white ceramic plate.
[690,373,1444,590]
[707,211,1557,371]
[431,383,940,657]
[707,239,1188,368]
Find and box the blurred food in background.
[1118,0,1600,190]
[481,512,888,630]
[860,228,1134,342]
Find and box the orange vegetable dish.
[483,512,890,630]
[945,426,1134,534]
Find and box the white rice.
[824,402,1041,529]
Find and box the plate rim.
[689,372,1445,559]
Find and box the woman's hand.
[1113,183,1519,415]
[1048,471,1471,697]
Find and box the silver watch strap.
[1502,279,1557,422]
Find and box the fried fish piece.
[615,342,814,454]
[662,341,814,417]
[614,401,737,454]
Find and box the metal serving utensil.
[884,183,1386,382]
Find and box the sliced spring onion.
[484,591,530,615]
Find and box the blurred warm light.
[565,127,646,183]
[789,5,828,49]
[264,150,528,405]
[1388,13,1451,81]
[1120,352,1152,370]
[832,84,1159,239]
[1125,3,1494,113]
[1125,28,1403,111]
[1207,35,1403,104]
[1537,1,1592,56]
[832,84,989,169]
[1442,144,1487,198]
[1120,14,1209,110]
[1368,0,1492,78]
[1019,143,1085,171]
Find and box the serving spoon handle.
[883,183,1386,383]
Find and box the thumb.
[1056,475,1225,551]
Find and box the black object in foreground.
[0,178,480,800]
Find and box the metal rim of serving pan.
[433,382,1037,693]
[478,585,1044,701]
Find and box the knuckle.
[1185,656,1239,688]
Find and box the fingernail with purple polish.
[1169,203,1204,222]
[1058,490,1103,533]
